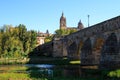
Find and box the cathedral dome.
[78,20,84,30]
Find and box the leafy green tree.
[55,29,77,37]
[45,36,53,43]
[29,30,37,48]
[0,24,37,58]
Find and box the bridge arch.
[81,38,93,65]
[100,33,119,67]
[102,33,119,55]
[67,42,77,59]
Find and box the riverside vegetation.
[0,25,77,60]
[0,24,37,63]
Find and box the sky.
[0,0,120,33]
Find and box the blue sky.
[0,0,120,33]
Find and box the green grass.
[69,60,80,64]
[0,65,28,73]
[82,69,120,80]
[0,66,48,80]
[0,58,29,65]
[0,73,96,80]
[0,73,30,80]
[108,69,120,78]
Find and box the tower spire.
[79,19,81,23]
[60,12,66,29]
[62,12,64,17]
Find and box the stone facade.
[60,12,67,29]
[36,30,51,46]
[52,38,63,57]
[36,36,45,46]
[60,12,84,30]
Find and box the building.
[60,12,84,30]
[36,30,50,46]
[52,13,85,57]
[60,12,67,29]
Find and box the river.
[0,64,119,80]
[0,64,81,79]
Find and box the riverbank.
[28,57,80,65]
[0,57,80,65]
[0,58,29,65]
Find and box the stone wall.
[37,42,53,56]
[52,38,63,57]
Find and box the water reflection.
[0,64,82,79]
[0,64,120,79]
[62,65,81,77]
[26,64,81,78]
[25,64,54,68]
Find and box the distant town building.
[60,12,84,30]
[37,36,45,45]
[77,20,84,30]
[36,30,50,46]
[37,12,84,46]
[60,12,67,29]
[52,13,85,57]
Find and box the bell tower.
[60,12,67,29]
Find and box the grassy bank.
[0,73,30,80]
[28,57,80,65]
[0,70,120,80]
[82,69,120,80]
[0,57,80,65]
[0,73,97,80]
[0,58,29,65]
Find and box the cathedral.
[60,12,84,30]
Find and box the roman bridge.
[53,16,120,67]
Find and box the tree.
[45,36,53,43]
[0,24,37,58]
[55,29,77,37]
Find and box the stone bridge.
[53,16,120,68]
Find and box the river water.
[0,64,81,78]
[25,64,81,78]
[0,64,119,79]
